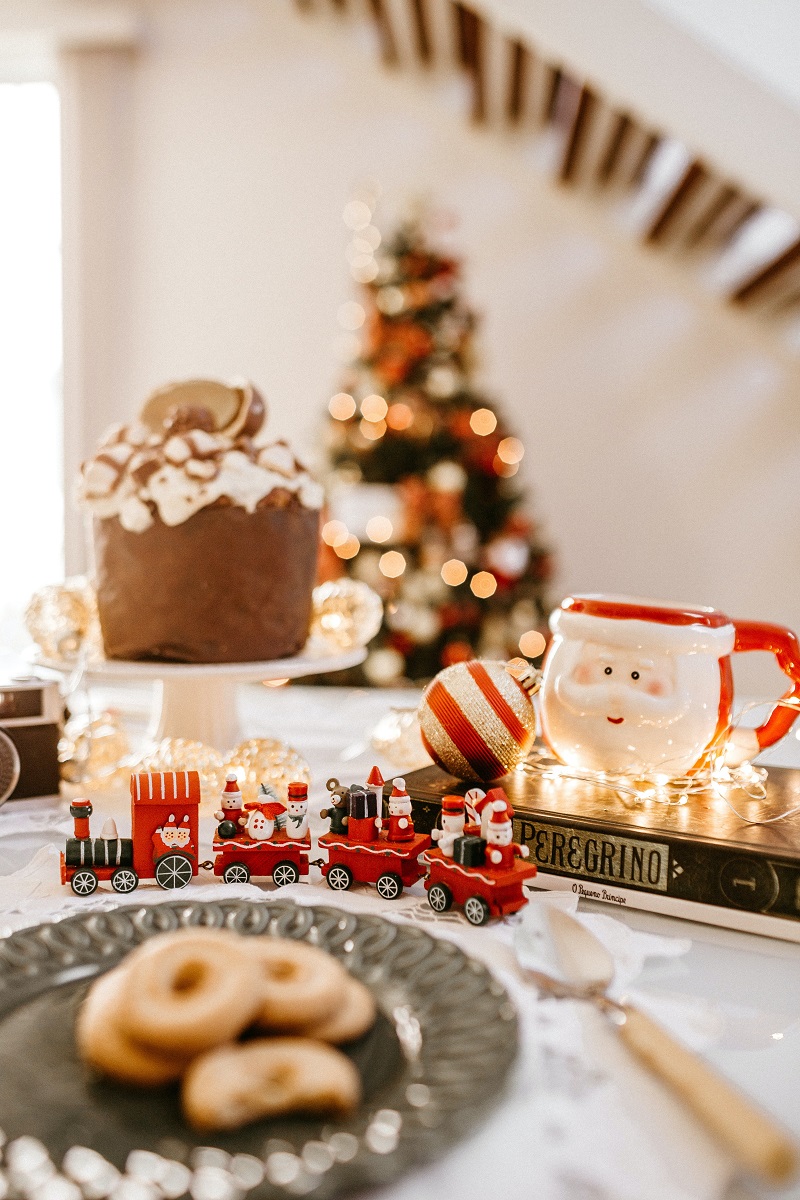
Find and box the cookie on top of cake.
[78,379,323,665]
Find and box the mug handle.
[732,620,800,751]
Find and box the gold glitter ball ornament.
[309,579,383,652]
[136,738,227,802]
[25,577,102,664]
[58,709,131,787]
[418,659,536,782]
[224,738,310,805]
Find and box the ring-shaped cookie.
[182,1038,361,1131]
[249,938,347,1031]
[120,931,263,1055]
[77,968,189,1086]
[303,975,377,1044]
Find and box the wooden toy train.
[61,766,536,925]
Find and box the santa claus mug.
[539,595,800,777]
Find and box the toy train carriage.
[212,831,311,887]
[424,839,538,926]
[319,830,432,899]
[60,770,201,896]
[60,800,138,896]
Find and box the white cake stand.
[39,646,366,750]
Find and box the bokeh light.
[379,551,406,578]
[441,559,468,586]
[335,534,361,560]
[329,392,356,420]
[366,516,393,543]
[321,520,349,548]
[360,418,387,441]
[342,200,372,230]
[497,436,524,464]
[361,393,388,421]
[470,571,497,598]
[386,403,413,430]
[494,455,519,477]
[470,408,497,436]
[519,630,547,658]
[376,286,404,315]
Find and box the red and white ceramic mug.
[539,595,800,777]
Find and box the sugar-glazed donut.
[182,1038,361,1130]
[77,967,189,1086]
[248,937,348,1031]
[120,930,263,1055]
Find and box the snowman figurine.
[485,800,529,870]
[285,782,310,840]
[386,778,414,842]
[244,805,276,841]
[431,795,465,858]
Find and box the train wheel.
[464,895,491,926]
[111,867,138,894]
[427,882,453,913]
[376,872,403,900]
[223,861,250,885]
[70,869,98,896]
[272,860,300,887]
[154,853,194,890]
[326,864,353,892]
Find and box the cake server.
[516,906,798,1185]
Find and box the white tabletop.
[1,683,799,1200]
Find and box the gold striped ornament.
[418,659,537,782]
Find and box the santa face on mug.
[540,598,738,777]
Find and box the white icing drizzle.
[78,414,323,532]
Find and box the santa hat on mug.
[550,596,735,657]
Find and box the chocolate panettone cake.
[78,380,323,663]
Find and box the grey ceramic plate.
[0,900,518,1199]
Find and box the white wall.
[66,0,800,693]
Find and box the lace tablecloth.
[1,684,798,1200]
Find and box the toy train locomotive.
[61,766,536,925]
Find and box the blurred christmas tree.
[319,205,553,685]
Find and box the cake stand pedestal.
[40,647,366,751]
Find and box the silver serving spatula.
[518,906,798,1185]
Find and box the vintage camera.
[0,677,63,802]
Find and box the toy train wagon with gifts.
[318,774,432,900]
[60,771,200,896]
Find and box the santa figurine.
[485,799,529,870]
[431,794,465,858]
[386,778,414,842]
[214,773,246,838]
[153,813,195,860]
[285,781,310,840]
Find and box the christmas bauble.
[418,659,536,782]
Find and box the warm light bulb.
[470,571,497,598]
[321,520,349,548]
[337,302,365,331]
[360,393,388,421]
[360,418,387,441]
[470,408,497,436]
[497,437,524,464]
[336,534,361,560]
[366,516,393,543]
[519,630,546,657]
[386,403,413,430]
[441,559,468,586]
[379,550,406,578]
[329,392,356,420]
